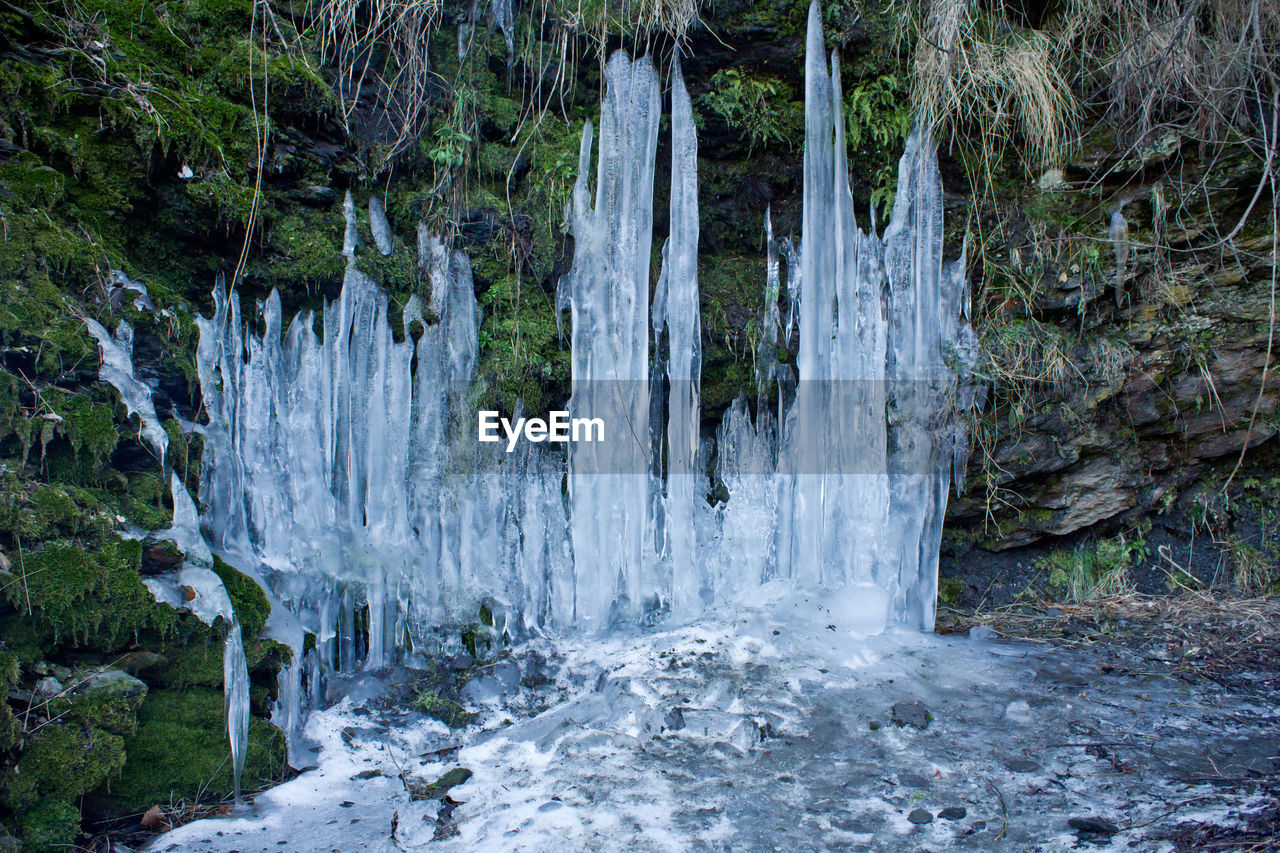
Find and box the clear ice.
[82,0,974,765]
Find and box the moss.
[50,671,149,738]
[211,556,270,640]
[109,688,286,811]
[3,724,126,814]
[474,273,568,414]
[137,559,286,689]
[42,391,119,470]
[17,797,80,853]
[412,690,474,728]
[0,654,18,754]
[2,538,152,651]
[938,576,966,606]
[419,767,473,799]
[165,419,204,496]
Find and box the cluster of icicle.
[84,320,252,800]
[80,0,977,763]
[197,205,576,693]
[190,0,976,669]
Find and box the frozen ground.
[149,583,1279,852]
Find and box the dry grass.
[903,0,1080,175]
[1061,0,1280,149]
[940,590,1280,680]
[309,0,443,164]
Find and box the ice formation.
[85,320,251,798]
[557,51,661,628]
[652,58,702,619]
[74,0,976,758]
[145,566,251,801]
[369,197,393,256]
[83,318,168,464]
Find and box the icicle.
[1109,206,1129,308]
[369,197,393,256]
[166,473,212,566]
[653,57,702,618]
[562,50,661,629]
[489,0,515,60]
[84,318,168,465]
[109,269,156,312]
[342,191,359,257]
[142,565,250,801]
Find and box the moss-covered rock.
[53,669,149,738]
[109,688,286,812]
[2,724,126,815]
[1,538,152,652]
[17,796,79,853]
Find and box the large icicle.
[652,57,702,618]
[559,50,661,629]
[83,319,168,464]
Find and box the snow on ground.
[149,583,1279,852]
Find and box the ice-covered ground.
[149,584,1277,852]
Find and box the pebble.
[1069,816,1120,835]
[938,807,967,820]
[907,808,933,825]
[891,701,932,730]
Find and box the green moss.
[3,724,126,814]
[136,559,285,690]
[412,690,474,728]
[110,688,285,811]
[18,796,80,853]
[50,671,149,738]
[938,576,966,606]
[2,538,151,651]
[211,556,270,640]
[42,391,120,471]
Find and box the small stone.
[1006,758,1040,773]
[116,651,168,676]
[907,808,933,825]
[143,540,184,573]
[1069,817,1119,835]
[938,807,967,821]
[421,767,473,800]
[354,769,383,780]
[891,701,932,730]
[290,186,339,207]
[34,676,63,697]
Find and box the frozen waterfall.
[135,0,976,749]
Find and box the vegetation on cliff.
[0,0,1275,845]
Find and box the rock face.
[943,135,1276,549]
